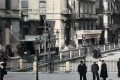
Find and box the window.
[83,21,86,30]
[39,1,46,14]
[6,0,11,10]
[21,1,28,9]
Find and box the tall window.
[5,0,11,10]
[39,1,46,14]
[21,1,28,9]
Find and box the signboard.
[24,35,41,41]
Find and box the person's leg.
[118,70,120,77]
[93,73,95,80]
[83,73,87,80]
[1,77,3,80]
[96,73,100,80]
[103,78,106,80]
[79,73,82,80]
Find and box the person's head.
[101,60,104,63]
[119,58,120,61]
[80,61,83,64]
[93,61,96,64]
[99,59,101,61]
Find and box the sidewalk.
[4,72,120,80]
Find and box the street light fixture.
[34,38,40,80]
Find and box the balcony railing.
[76,13,98,19]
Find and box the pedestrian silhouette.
[117,58,120,77]
[0,62,7,80]
[93,48,98,58]
[91,61,100,80]
[100,60,108,80]
[78,61,87,80]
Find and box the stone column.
[5,20,13,56]
[103,0,109,44]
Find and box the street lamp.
[47,31,52,73]
[82,35,87,64]
[34,38,40,80]
[48,30,59,73]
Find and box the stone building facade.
[0,0,20,56]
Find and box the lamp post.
[34,38,40,80]
[46,30,52,73]
[47,29,59,73]
[82,35,87,64]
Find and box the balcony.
[0,10,20,19]
[6,10,20,18]
[76,13,98,20]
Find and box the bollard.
[33,61,37,73]
[19,59,23,70]
[65,61,70,72]
[104,45,105,51]
[60,52,62,60]
[70,51,72,58]
[78,49,81,57]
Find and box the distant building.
[96,0,120,44]
[0,0,20,56]
[46,0,102,50]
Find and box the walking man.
[78,61,87,80]
[100,60,108,80]
[117,58,120,77]
[0,62,6,80]
[91,61,100,80]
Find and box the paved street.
[4,50,120,80]
[3,72,120,80]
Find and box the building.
[0,0,20,56]
[96,0,120,44]
[46,0,102,50]
[20,0,57,58]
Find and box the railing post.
[119,43,120,48]
[19,59,23,70]
[104,45,105,51]
[78,49,81,57]
[33,61,37,73]
[65,61,70,72]
[109,43,110,50]
[70,50,72,58]
[114,43,115,49]
[60,52,62,60]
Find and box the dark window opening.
[6,0,11,10]
[36,28,44,35]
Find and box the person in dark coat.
[0,62,5,80]
[97,48,101,58]
[117,58,120,77]
[78,61,87,80]
[100,60,108,80]
[91,62,100,80]
[93,48,98,58]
